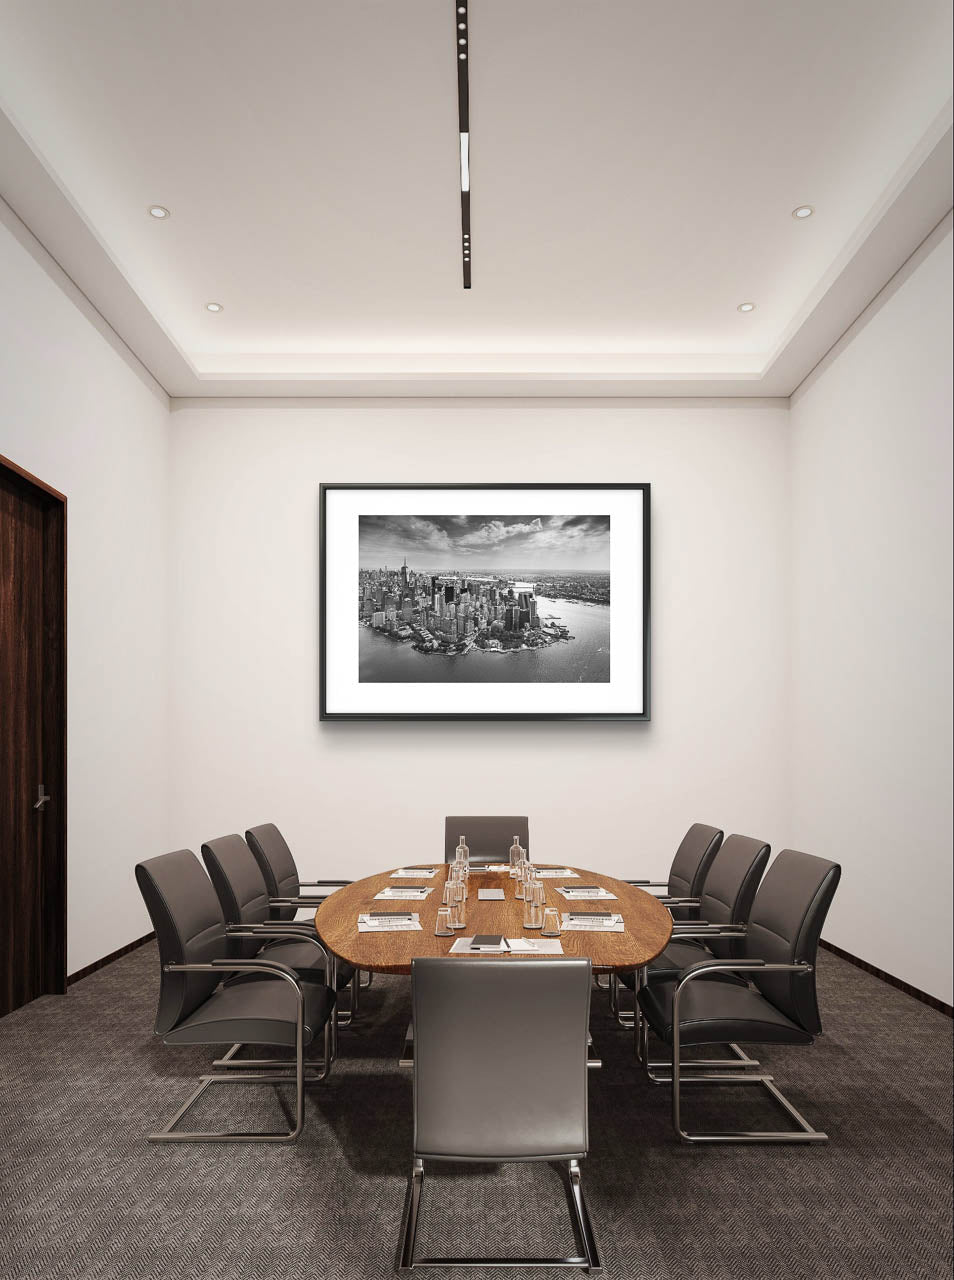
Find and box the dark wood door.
[0,456,66,1016]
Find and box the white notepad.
[390,868,437,878]
[560,912,625,933]
[477,888,505,900]
[448,936,564,955]
[357,913,422,932]
[374,887,434,900]
[535,868,579,878]
[555,886,618,901]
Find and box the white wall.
[0,208,169,974]
[167,398,791,884]
[790,220,953,1005]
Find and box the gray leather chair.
[202,834,355,990]
[246,821,372,1008]
[398,958,600,1274]
[246,821,350,921]
[625,822,723,921]
[616,834,769,1066]
[443,815,529,865]
[636,849,841,1144]
[135,849,335,1143]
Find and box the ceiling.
[0,0,951,397]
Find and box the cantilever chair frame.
[148,953,333,1145]
[398,1156,601,1274]
[211,925,344,1067]
[613,923,760,1071]
[638,957,827,1144]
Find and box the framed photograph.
[319,484,650,721]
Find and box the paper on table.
[390,868,437,878]
[357,914,422,932]
[449,936,508,954]
[483,864,511,872]
[506,937,564,954]
[535,868,579,878]
[477,888,505,900]
[555,886,618,901]
[560,913,625,932]
[374,887,434,899]
[448,936,564,955]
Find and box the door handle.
[34,784,51,810]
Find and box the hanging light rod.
[455,1,471,288]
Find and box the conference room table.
[314,862,673,1065]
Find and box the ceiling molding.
[1,99,950,400]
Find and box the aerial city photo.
[358,515,610,684]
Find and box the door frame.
[0,452,67,1000]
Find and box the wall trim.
[820,938,953,1018]
[66,932,156,986]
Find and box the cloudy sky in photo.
[359,514,610,571]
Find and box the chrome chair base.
[669,1071,829,1144]
[151,1015,332,1143]
[637,960,829,1145]
[397,1158,602,1274]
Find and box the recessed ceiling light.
[148,205,170,219]
[737,302,755,313]
[205,302,224,313]
[792,205,814,219]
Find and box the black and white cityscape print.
[358,515,610,684]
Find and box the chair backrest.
[667,823,723,918]
[698,833,770,958]
[246,822,300,921]
[135,849,226,1035]
[201,834,271,958]
[746,850,841,1033]
[443,816,529,864]
[412,958,591,1162]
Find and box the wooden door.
[0,455,66,1016]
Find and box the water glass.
[541,907,561,937]
[434,907,454,937]
[523,880,545,929]
[452,880,467,928]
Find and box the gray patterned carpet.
[0,944,951,1280]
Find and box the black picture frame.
[319,483,650,721]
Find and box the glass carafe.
[509,836,522,876]
[455,834,469,868]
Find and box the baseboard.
[820,938,953,1017]
[67,932,156,986]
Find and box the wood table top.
[314,864,673,975]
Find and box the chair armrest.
[164,957,303,988]
[675,958,812,989]
[270,895,333,908]
[670,924,747,938]
[661,896,701,907]
[225,925,330,968]
[298,880,351,888]
[624,880,669,888]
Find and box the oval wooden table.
[316,864,673,1067]
[315,863,672,974]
